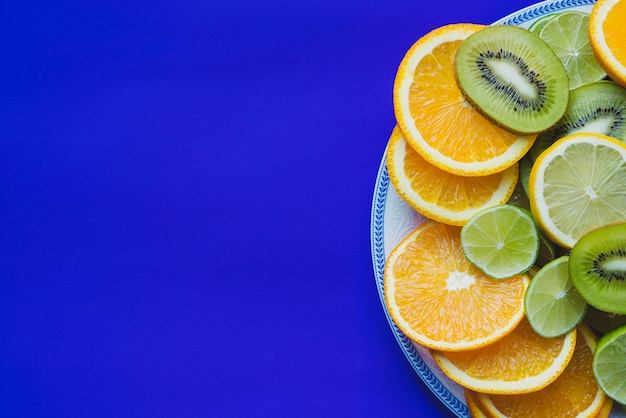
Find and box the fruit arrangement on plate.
[376,0,626,416]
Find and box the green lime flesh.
[525,256,587,338]
[538,11,606,90]
[460,204,539,280]
[593,324,626,404]
[528,13,559,34]
[570,223,626,315]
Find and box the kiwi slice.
[454,25,569,135]
[530,80,626,160]
[570,223,626,315]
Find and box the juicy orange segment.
[393,23,537,176]
[384,221,528,352]
[386,126,518,226]
[432,318,576,394]
[470,324,607,417]
[589,0,626,87]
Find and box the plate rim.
[370,1,597,417]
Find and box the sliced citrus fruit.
[470,323,607,417]
[524,256,587,338]
[596,399,615,418]
[529,12,559,35]
[460,204,539,280]
[393,23,536,176]
[539,11,606,90]
[528,132,626,249]
[432,317,576,394]
[464,389,489,418]
[589,0,626,88]
[386,127,519,226]
[384,221,528,352]
[593,323,626,404]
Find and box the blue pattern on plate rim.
[370,1,599,417]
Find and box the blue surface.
[1,1,543,416]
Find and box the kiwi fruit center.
[455,25,569,135]
[476,49,547,112]
[570,223,626,315]
[530,81,626,160]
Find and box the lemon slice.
[528,132,626,249]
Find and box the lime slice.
[593,324,626,404]
[538,11,606,90]
[524,256,587,338]
[528,12,558,34]
[461,204,539,280]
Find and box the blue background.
[2,0,540,416]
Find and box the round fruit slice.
[455,25,569,135]
[386,127,519,226]
[464,389,489,418]
[529,13,559,35]
[384,221,528,352]
[524,256,587,338]
[528,132,626,249]
[460,204,539,279]
[593,324,626,405]
[589,0,626,88]
[529,80,626,161]
[471,324,607,418]
[538,11,606,90]
[393,23,536,176]
[432,317,576,394]
[570,222,626,315]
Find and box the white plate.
[369,0,626,416]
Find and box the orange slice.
[465,389,489,418]
[393,23,537,176]
[589,0,626,88]
[432,318,576,394]
[596,399,615,418]
[386,126,519,226]
[469,323,608,417]
[384,221,528,352]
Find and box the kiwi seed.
[530,80,626,160]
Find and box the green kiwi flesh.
[570,223,626,315]
[455,25,569,135]
[530,80,626,160]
